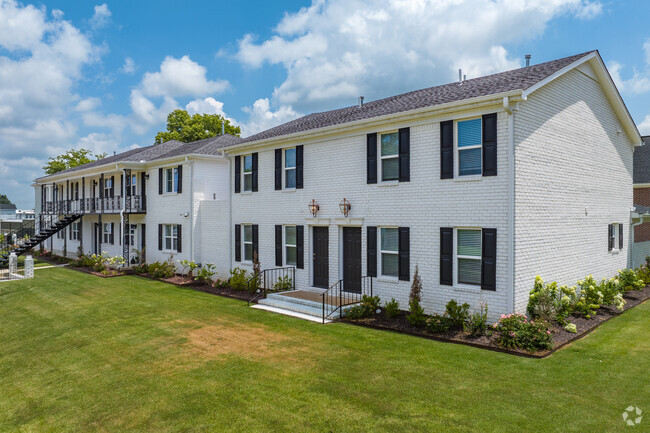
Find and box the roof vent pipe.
[458,69,462,83]
[222,122,225,135]
[525,54,531,67]
[358,96,364,107]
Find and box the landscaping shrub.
[574,275,603,319]
[344,295,381,319]
[179,259,200,278]
[229,267,249,291]
[211,278,229,289]
[148,259,176,279]
[425,314,453,333]
[635,263,650,285]
[527,276,574,325]
[407,266,426,327]
[195,263,216,284]
[464,302,488,337]
[565,323,577,333]
[445,299,470,329]
[273,275,293,291]
[600,277,626,312]
[617,269,644,293]
[384,298,400,318]
[493,313,553,352]
[132,263,148,274]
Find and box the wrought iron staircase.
[0,214,80,265]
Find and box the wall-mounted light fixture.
[144,174,150,180]
[339,198,351,217]
[308,199,320,217]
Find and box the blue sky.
[1,0,650,207]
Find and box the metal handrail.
[247,267,296,305]
[42,194,147,215]
[321,276,373,323]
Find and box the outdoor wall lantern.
[339,198,351,217]
[308,199,320,217]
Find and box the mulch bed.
[134,273,255,302]
[69,266,131,278]
[342,285,650,358]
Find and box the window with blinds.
[458,118,482,176]
[457,228,481,285]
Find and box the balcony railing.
[42,195,147,215]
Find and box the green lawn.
[0,268,648,432]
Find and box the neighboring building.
[631,136,650,267]
[0,204,35,243]
[0,203,17,218]
[32,135,240,275]
[29,50,643,319]
[223,50,641,317]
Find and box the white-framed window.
[130,174,137,196]
[104,178,112,197]
[380,227,399,277]
[457,118,482,176]
[163,224,178,251]
[129,224,137,247]
[457,228,482,285]
[610,223,620,252]
[57,228,64,239]
[242,155,253,192]
[243,224,253,261]
[71,222,80,241]
[380,132,399,182]
[103,223,112,244]
[284,148,296,189]
[165,167,178,193]
[285,225,297,266]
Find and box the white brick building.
[29,50,643,318]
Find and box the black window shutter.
[252,153,258,192]
[481,228,497,291]
[235,224,241,261]
[252,224,258,260]
[110,176,115,197]
[177,165,183,193]
[275,149,282,190]
[141,171,146,195]
[158,168,163,195]
[367,226,377,277]
[296,145,304,189]
[441,120,454,179]
[398,127,410,182]
[69,224,72,240]
[367,133,377,184]
[619,223,624,250]
[177,224,182,253]
[275,225,282,266]
[296,225,304,269]
[110,222,115,245]
[608,224,613,251]
[482,113,497,176]
[141,224,146,251]
[119,223,121,246]
[158,224,162,251]
[120,175,123,197]
[398,227,410,281]
[440,227,453,285]
[234,155,241,194]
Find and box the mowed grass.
[0,268,648,432]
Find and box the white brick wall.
[513,67,634,312]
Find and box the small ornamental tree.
[407,265,426,326]
[252,252,261,291]
[410,265,422,303]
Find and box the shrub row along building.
[32,50,649,319]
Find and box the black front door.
[313,226,329,289]
[343,227,362,293]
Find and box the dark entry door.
[313,226,329,289]
[343,227,362,293]
[93,223,99,255]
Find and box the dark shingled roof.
[37,134,242,181]
[238,51,595,145]
[634,136,650,184]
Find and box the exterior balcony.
[42,195,147,215]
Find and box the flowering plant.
[493,313,553,352]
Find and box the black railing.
[42,195,146,215]
[247,267,296,305]
[321,276,373,323]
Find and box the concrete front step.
[251,304,333,324]
[256,290,354,322]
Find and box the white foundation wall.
[230,110,512,317]
[513,66,635,312]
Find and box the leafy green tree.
[43,149,107,175]
[154,109,241,144]
[0,194,12,205]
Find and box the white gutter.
[506,96,516,313]
[227,153,232,270]
[188,157,195,263]
[120,168,126,265]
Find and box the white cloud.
[237,0,603,113]
[240,98,301,136]
[120,57,135,74]
[129,90,178,135]
[186,97,226,116]
[140,55,229,98]
[0,0,48,51]
[638,114,650,136]
[75,97,101,112]
[90,3,111,29]
[610,40,650,94]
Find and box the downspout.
[504,96,515,313]
[120,168,126,266]
[227,152,232,270]
[188,156,195,263]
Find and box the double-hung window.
[164,224,178,251]
[104,178,112,197]
[71,222,80,240]
[285,225,297,266]
[129,224,137,247]
[243,155,253,192]
[165,167,178,193]
[103,223,112,244]
[285,148,296,189]
[243,224,253,261]
[458,118,482,176]
[457,229,482,285]
[130,174,137,196]
[380,132,399,181]
[380,227,399,277]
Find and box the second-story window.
[130,174,137,196]
[285,148,296,189]
[165,167,178,193]
[380,132,399,181]
[458,118,482,176]
[104,178,113,198]
[243,155,253,192]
